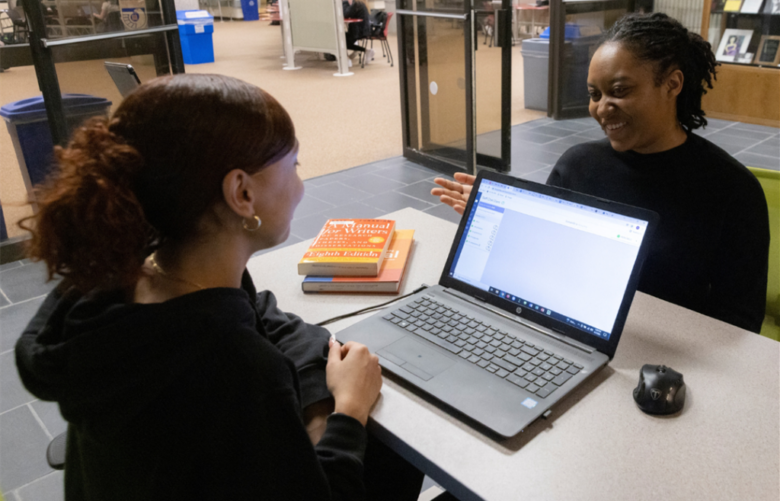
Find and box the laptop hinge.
[443,289,595,355]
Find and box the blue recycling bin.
[177,10,215,64]
[241,0,259,21]
[1,94,112,196]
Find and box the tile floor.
[0,116,777,500]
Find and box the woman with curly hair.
[16,74,422,500]
[432,13,769,333]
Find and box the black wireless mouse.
[633,364,686,415]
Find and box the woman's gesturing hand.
[326,340,383,426]
[430,173,476,215]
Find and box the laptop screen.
[447,178,650,341]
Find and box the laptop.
[104,62,142,98]
[336,170,658,437]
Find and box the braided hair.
[602,12,719,131]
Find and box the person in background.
[93,0,123,32]
[343,0,374,64]
[432,13,769,334]
[16,74,423,500]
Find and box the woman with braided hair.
[432,13,769,333]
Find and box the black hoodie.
[16,271,368,500]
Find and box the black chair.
[7,6,28,43]
[360,11,393,67]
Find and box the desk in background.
[247,207,780,501]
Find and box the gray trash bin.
[1,94,112,202]
[521,25,601,113]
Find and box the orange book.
[298,219,396,276]
[302,230,414,293]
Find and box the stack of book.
[298,219,415,293]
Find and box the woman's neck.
[633,122,688,155]
[134,233,251,304]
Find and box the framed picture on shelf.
[715,29,754,62]
[741,0,765,13]
[764,0,780,14]
[754,35,780,65]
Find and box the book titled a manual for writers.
[298,219,396,276]
[302,230,414,293]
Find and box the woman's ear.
[665,69,684,100]
[222,169,257,219]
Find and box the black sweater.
[15,272,368,500]
[547,134,769,333]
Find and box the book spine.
[302,282,400,293]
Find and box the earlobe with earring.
[243,215,262,231]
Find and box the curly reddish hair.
[20,74,296,292]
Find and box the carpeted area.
[0,19,543,238]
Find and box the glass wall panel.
[403,13,469,168]
[475,2,504,160]
[40,0,167,41]
[53,30,172,112]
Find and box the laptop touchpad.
[378,337,455,381]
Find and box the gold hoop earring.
[243,215,262,232]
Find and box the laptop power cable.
[316,285,429,327]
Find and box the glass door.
[397,0,511,177]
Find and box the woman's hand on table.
[430,173,476,215]
[327,340,382,426]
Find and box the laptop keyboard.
[382,296,583,399]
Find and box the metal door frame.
[396,1,511,177]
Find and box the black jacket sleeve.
[250,284,332,408]
[209,342,367,501]
[705,178,769,333]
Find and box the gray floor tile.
[705,131,762,148]
[289,213,331,240]
[730,122,780,135]
[1,351,36,413]
[336,173,408,195]
[324,202,385,220]
[304,173,342,187]
[510,157,552,175]
[0,297,46,353]
[393,180,442,205]
[0,261,23,273]
[714,142,752,156]
[252,234,304,257]
[373,164,436,184]
[541,139,581,154]
[422,203,463,224]
[511,145,562,166]
[293,195,335,220]
[527,125,579,138]
[0,405,53,492]
[575,128,608,140]
[420,475,442,495]
[513,130,560,145]
[703,118,735,130]
[304,182,373,206]
[714,127,774,141]
[564,116,598,126]
[745,142,780,158]
[30,400,67,438]
[735,152,780,171]
[545,120,598,132]
[362,191,435,213]
[553,133,596,147]
[0,263,58,305]
[13,471,64,501]
[0,293,9,308]
[519,167,553,184]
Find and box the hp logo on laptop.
[516,307,523,315]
